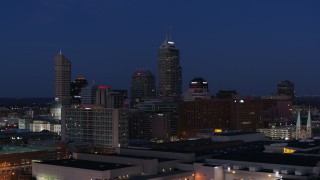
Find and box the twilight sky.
[1,0,320,97]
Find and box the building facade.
[158,36,182,99]
[179,99,231,138]
[64,107,128,148]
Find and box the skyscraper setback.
[158,35,182,99]
[54,51,71,107]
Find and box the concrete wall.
[117,148,195,162]
[32,162,107,180]
[110,165,143,179]
[206,158,317,178]
[149,171,195,180]
[224,169,309,180]
[158,160,179,171]
[74,152,157,175]
[193,163,224,180]
[177,163,194,171]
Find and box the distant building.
[81,85,98,105]
[64,106,128,148]
[158,35,182,99]
[277,80,295,99]
[179,97,263,138]
[70,75,88,105]
[258,126,294,140]
[129,109,152,140]
[106,89,128,109]
[36,121,60,135]
[296,109,312,140]
[130,69,156,108]
[261,95,293,124]
[179,99,231,138]
[216,90,238,99]
[183,77,211,101]
[50,98,63,120]
[130,99,179,141]
[230,97,263,131]
[95,85,108,106]
[54,51,71,107]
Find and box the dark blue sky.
[1,0,320,97]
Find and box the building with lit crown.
[158,35,182,99]
[183,77,211,101]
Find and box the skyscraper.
[158,35,182,99]
[54,51,71,107]
[130,69,156,108]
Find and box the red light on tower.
[99,86,106,89]
[107,85,111,89]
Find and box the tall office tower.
[183,77,211,101]
[130,69,156,108]
[54,51,71,107]
[95,85,108,106]
[81,85,98,105]
[70,76,88,105]
[64,107,129,148]
[158,35,182,99]
[277,80,295,99]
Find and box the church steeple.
[307,108,312,138]
[296,109,301,140]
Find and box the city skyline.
[1,1,320,97]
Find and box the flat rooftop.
[211,152,320,167]
[107,153,176,162]
[0,146,53,155]
[212,132,260,136]
[38,159,133,171]
[286,140,320,149]
[130,170,193,180]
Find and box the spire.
[296,109,301,140]
[59,49,62,55]
[169,25,172,41]
[307,107,312,138]
[296,109,301,125]
[307,107,312,126]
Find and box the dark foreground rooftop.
[38,159,133,171]
[211,152,320,167]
